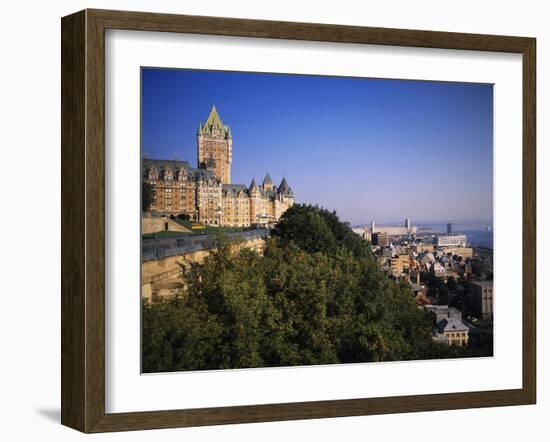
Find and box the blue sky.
[142,68,493,225]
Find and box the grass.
[201,225,249,234]
[142,230,192,239]
[171,217,194,230]
[171,217,245,233]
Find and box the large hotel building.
[142,105,295,227]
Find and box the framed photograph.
[61,9,536,433]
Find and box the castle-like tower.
[197,105,232,184]
[143,105,294,228]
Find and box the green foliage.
[447,276,457,290]
[142,205,477,373]
[271,204,372,258]
[142,181,154,211]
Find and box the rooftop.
[198,105,231,138]
[143,158,217,181]
[437,317,469,333]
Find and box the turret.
[278,177,293,197]
[262,173,273,191]
[197,105,232,184]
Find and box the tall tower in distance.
[405,218,411,231]
[197,105,232,184]
[447,223,452,235]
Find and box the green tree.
[142,205,482,372]
[142,181,154,211]
[271,204,371,258]
[447,276,457,291]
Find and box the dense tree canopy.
[142,181,154,211]
[142,204,470,373]
[271,204,372,258]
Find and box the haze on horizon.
[142,68,493,226]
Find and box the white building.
[371,225,417,236]
[362,218,417,239]
[437,234,467,247]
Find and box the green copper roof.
[199,105,231,138]
[205,104,223,127]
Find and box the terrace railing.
[142,228,270,261]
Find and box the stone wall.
[141,216,191,234]
[142,237,265,303]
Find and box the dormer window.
[178,168,187,181]
[148,166,159,181]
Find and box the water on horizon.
[414,221,493,249]
[354,220,494,249]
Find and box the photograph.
[140,67,494,373]
[0,1,542,438]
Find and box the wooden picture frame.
[61,8,536,433]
